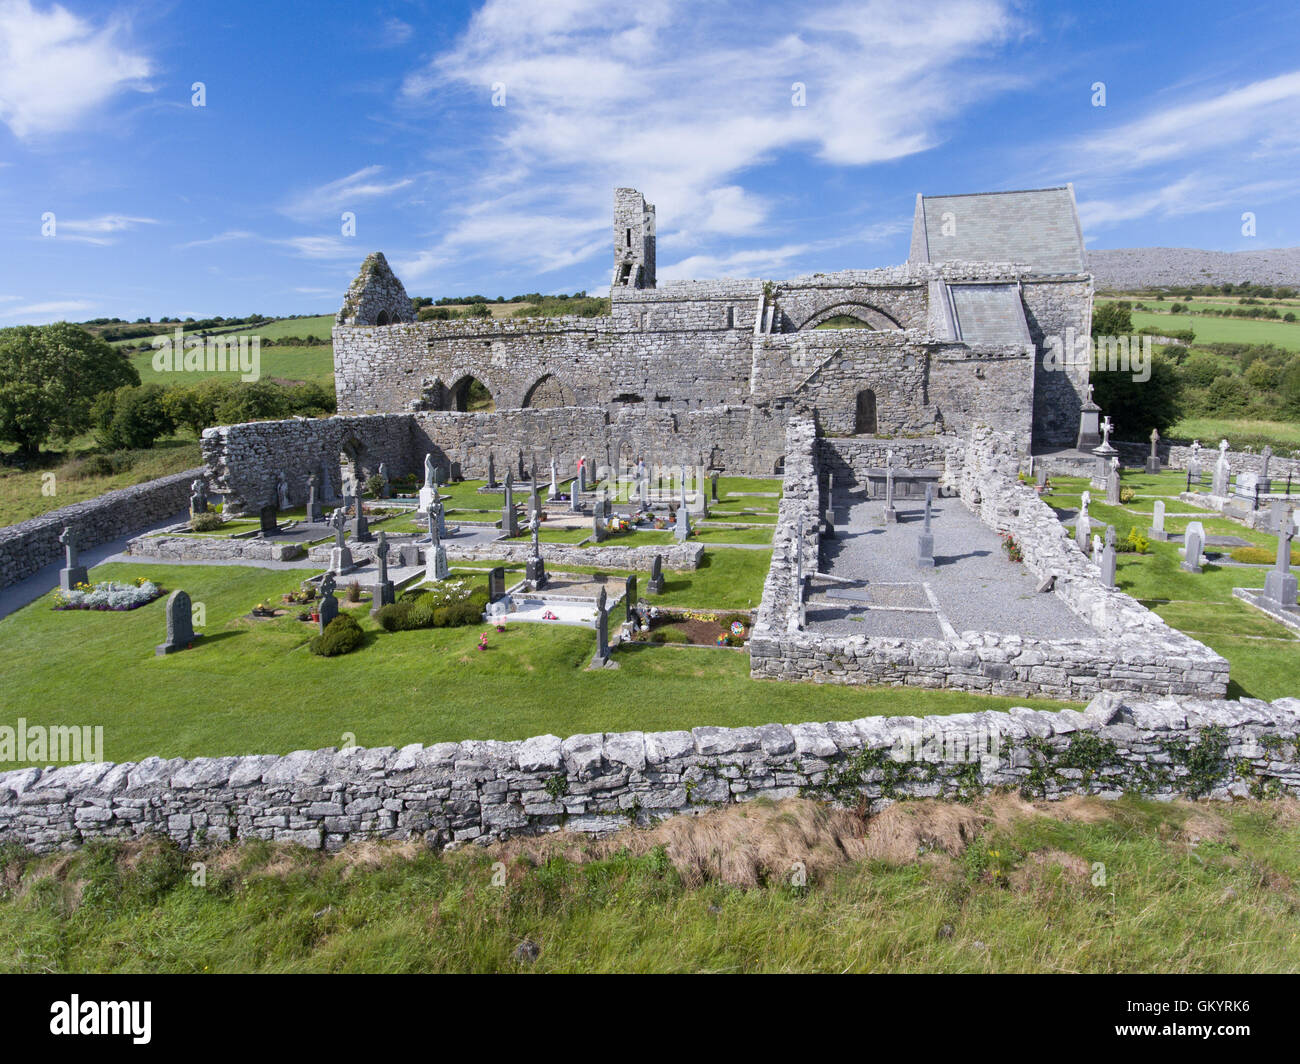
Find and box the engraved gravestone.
[155,589,196,656]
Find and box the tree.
[161,379,233,437]
[93,383,175,450]
[214,380,292,424]
[1092,351,1184,437]
[0,323,139,458]
[1092,302,1132,338]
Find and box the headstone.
[1035,465,1047,489]
[378,462,391,499]
[1146,428,1162,475]
[305,473,323,522]
[1234,471,1259,504]
[318,572,338,632]
[275,472,290,511]
[57,525,88,591]
[319,461,336,505]
[526,515,547,588]
[1091,533,1101,560]
[1099,525,1117,587]
[529,478,541,520]
[1212,440,1230,497]
[351,493,372,542]
[647,554,665,595]
[577,457,587,493]
[548,458,559,499]
[1149,499,1168,541]
[1181,521,1205,573]
[190,478,209,517]
[674,499,692,541]
[917,484,935,569]
[488,566,506,603]
[569,479,581,513]
[155,589,196,656]
[1075,497,1091,552]
[624,574,638,617]
[518,450,527,480]
[259,503,279,537]
[328,509,353,573]
[502,471,519,537]
[1076,382,1101,450]
[883,449,898,523]
[710,471,719,502]
[591,588,611,667]
[1105,458,1121,505]
[425,537,448,583]
[431,496,446,538]
[1260,445,1274,491]
[487,451,498,489]
[424,453,436,491]
[370,531,395,614]
[592,508,607,542]
[1263,509,1297,607]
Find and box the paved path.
[808,494,1093,640]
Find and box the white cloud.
[1067,70,1300,230]
[0,0,152,139]
[0,298,94,319]
[54,214,156,245]
[281,165,415,221]
[398,0,1022,279]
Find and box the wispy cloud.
[0,298,95,319]
[54,214,157,245]
[281,165,416,222]
[1067,70,1300,231]
[397,0,1023,283]
[0,0,152,139]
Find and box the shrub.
[375,601,412,632]
[1116,528,1149,554]
[92,383,175,450]
[189,511,224,532]
[1118,486,1136,503]
[63,451,134,480]
[346,580,362,603]
[1230,545,1300,565]
[365,473,386,497]
[309,614,364,656]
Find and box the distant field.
[1127,310,1300,350]
[130,343,334,387]
[222,314,336,340]
[1169,417,1300,451]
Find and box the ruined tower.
[613,188,655,289]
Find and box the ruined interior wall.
[1023,277,1092,448]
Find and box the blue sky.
[1,0,1298,324]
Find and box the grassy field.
[0,554,1073,768]
[0,438,200,527]
[1168,417,1300,452]
[1127,310,1300,350]
[130,344,335,388]
[1041,470,1297,701]
[3,794,1297,973]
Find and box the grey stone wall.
[749,422,1230,700]
[2,693,1296,853]
[0,469,201,591]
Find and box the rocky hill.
[1087,247,1300,290]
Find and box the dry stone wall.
[3,693,1296,853]
[750,423,1229,700]
[0,469,200,591]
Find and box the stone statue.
[276,471,291,511]
[424,453,435,490]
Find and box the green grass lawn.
[1168,417,1300,452]
[0,438,201,527]
[1041,471,1297,701]
[0,558,1074,769]
[1128,310,1300,350]
[130,344,335,388]
[4,794,1298,973]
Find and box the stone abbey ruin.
[5,184,1299,855]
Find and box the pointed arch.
[521,373,575,409]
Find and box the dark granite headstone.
[647,553,665,595]
[318,572,338,632]
[624,574,637,616]
[259,504,279,536]
[305,473,324,522]
[488,566,506,604]
[502,472,519,537]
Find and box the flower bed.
[53,578,162,612]
[628,605,751,647]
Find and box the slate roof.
[947,283,1032,345]
[910,186,1086,274]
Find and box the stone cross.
[155,589,196,656]
[549,457,559,498]
[502,471,518,537]
[427,508,440,549]
[1146,428,1162,474]
[350,493,371,542]
[329,508,347,549]
[306,472,323,522]
[923,484,933,534]
[375,531,389,582]
[1264,508,1297,607]
[674,498,691,541]
[917,485,935,569]
[1080,490,1090,517]
[1212,443,1231,496]
[592,588,610,665]
[1099,416,1113,449]
[1150,428,1160,453]
[487,451,497,489]
[529,478,541,519]
[59,525,79,569]
[624,574,638,618]
[883,449,897,523]
[1086,383,1095,404]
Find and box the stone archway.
[799,302,903,331]
[448,375,496,412]
[521,373,575,409]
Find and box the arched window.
[449,376,495,412]
[376,309,391,326]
